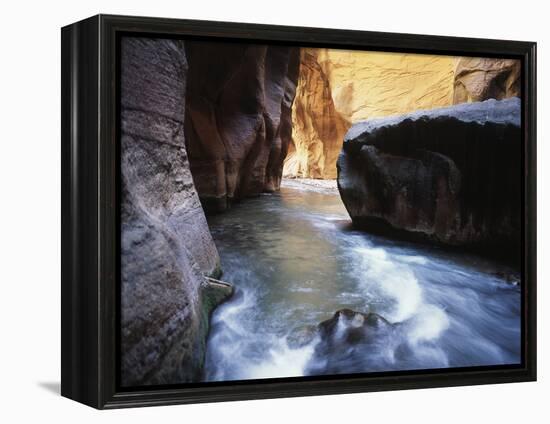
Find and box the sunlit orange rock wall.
[283,49,349,179]
[285,50,521,179]
[284,49,456,178]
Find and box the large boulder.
[453,58,520,104]
[120,38,230,386]
[337,98,521,261]
[184,42,300,212]
[305,309,396,375]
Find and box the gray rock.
[120,38,224,386]
[287,325,319,349]
[317,309,393,346]
[344,98,520,143]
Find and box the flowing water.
[204,181,521,382]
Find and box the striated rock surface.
[285,49,456,178]
[120,38,230,386]
[337,98,521,261]
[453,58,521,104]
[184,42,300,212]
[284,49,349,179]
[316,49,456,122]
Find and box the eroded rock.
[120,38,227,386]
[337,98,521,262]
[284,49,349,179]
[184,42,300,212]
[453,58,520,104]
[285,49,457,178]
[318,309,392,345]
[306,309,395,375]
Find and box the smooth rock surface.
[337,98,521,261]
[120,38,223,386]
[184,41,300,212]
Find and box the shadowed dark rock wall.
[337,98,521,261]
[120,38,229,386]
[184,42,300,212]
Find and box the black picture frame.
[61,14,537,409]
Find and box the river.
[203,180,521,382]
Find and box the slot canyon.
[120,37,521,386]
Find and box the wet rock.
[184,42,300,212]
[318,309,393,346]
[120,38,222,386]
[453,58,520,104]
[306,309,395,375]
[492,270,521,286]
[201,277,234,317]
[337,98,521,262]
[197,277,234,361]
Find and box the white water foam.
[356,247,423,322]
[206,284,319,381]
[408,304,451,344]
[355,246,450,365]
[244,338,318,380]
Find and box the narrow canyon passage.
[120,38,523,386]
[203,180,521,381]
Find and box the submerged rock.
[306,309,396,375]
[337,98,521,262]
[184,42,300,212]
[492,270,521,286]
[318,309,393,346]
[120,38,223,386]
[287,325,319,349]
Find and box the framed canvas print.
[61,14,537,409]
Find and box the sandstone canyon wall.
[337,98,521,261]
[120,38,231,386]
[283,49,349,179]
[285,50,521,180]
[184,42,300,212]
[453,58,520,104]
[119,41,523,384]
[284,49,457,178]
